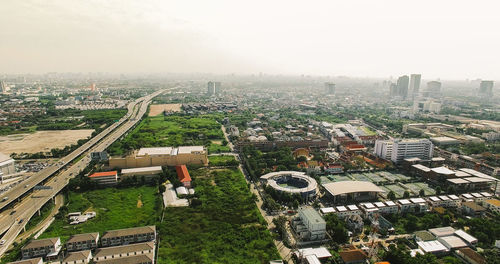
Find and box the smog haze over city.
[1,0,500,79]
[0,1,499,264]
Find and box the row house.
[101,226,156,247]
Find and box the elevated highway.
[0,89,167,257]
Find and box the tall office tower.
[425,81,442,98]
[324,82,336,94]
[390,138,434,163]
[396,75,409,99]
[207,81,215,95]
[214,82,222,95]
[389,82,398,97]
[479,80,494,97]
[409,74,421,97]
[0,81,5,93]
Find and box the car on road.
[18,219,24,224]
[1,197,8,202]
[0,240,6,245]
[10,210,16,215]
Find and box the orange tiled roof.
[89,171,117,178]
[176,165,191,182]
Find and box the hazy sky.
[1,0,499,79]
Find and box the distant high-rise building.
[207,81,215,95]
[409,74,421,97]
[396,75,409,99]
[324,82,336,94]
[389,82,398,97]
[90,83,96,92]
[214,82,222,95]
[479,80,494,97]
[0,81,5,93]
[425,81,442,98]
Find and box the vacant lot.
[0,130,94,155]
[39,186,160,243]
[149,104,182,116]
[157,168,279,264]
[108,114,224,156]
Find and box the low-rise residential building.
[339,249,368,264]
[359,202,379,217]
[61,250,92,264]
[397,199,414,213]
[93,242,155,263]
[294,247,332,264]
[100,226,156,247]
[94,253,154,264]
[482,199,500,214]
[7,258,43,264]
[21,237,62,260]
[66,233,100,252]
[88,171,118,186]
[462,202,486,217]
[448,195,462,207]
[346,205,362,217]
[335,206,349,219]
[383,201,399,214]
[319,207,335,215]
[410,198,429,212]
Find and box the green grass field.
[39,186,160,243]
[208,155,238,167]
[108,114,225,156]
[208,143,231,154]
[157,168,279,264]
[360,126,377,136]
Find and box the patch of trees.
[323,214,349,244]
[242,146,297,180]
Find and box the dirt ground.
[148,104,182,116]
[0,129,94,155]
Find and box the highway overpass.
[0,88,167,257]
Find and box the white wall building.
[391,139,434,163]
[374,140,393,160]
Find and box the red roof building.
[89,171,118,178]
[88,171,118,185]
[176,165,191,187]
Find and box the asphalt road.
[0,89,168,257]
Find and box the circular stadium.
[260,171,317,198]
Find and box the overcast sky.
[1,0,499,79]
